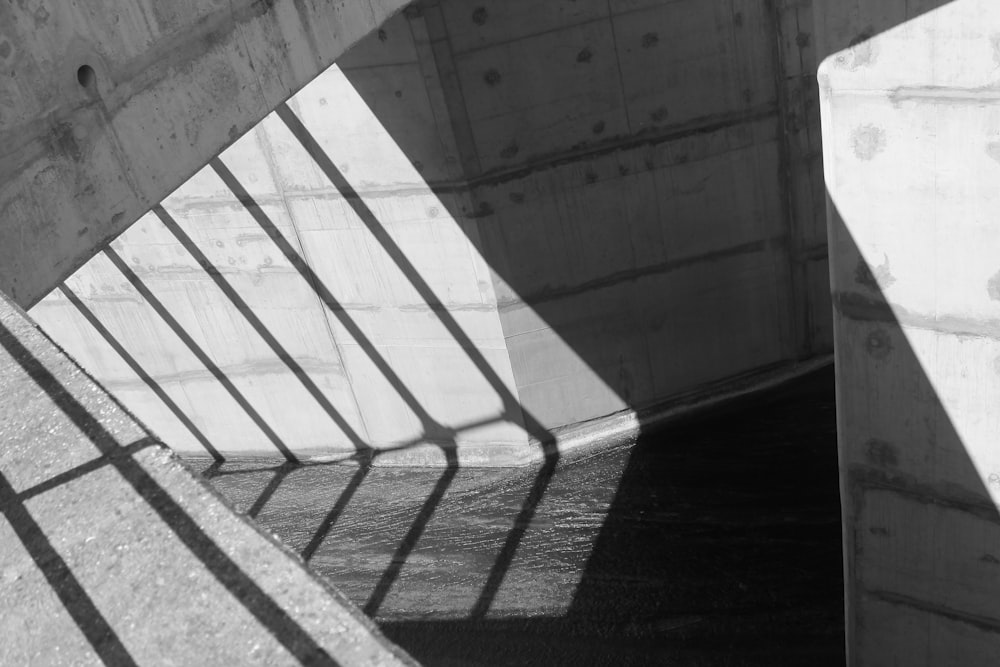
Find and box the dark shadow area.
[211,366,846,666]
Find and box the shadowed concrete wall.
[818,0,1000,662]
[0,0,411,307]
[28,0,831,463]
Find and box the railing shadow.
[0,312,340,666]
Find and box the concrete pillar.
[818,0,1000,661]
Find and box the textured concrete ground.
[204,366,844,666]
[0,294,413,666]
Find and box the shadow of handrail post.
[153,204,372,454]
[102,247,299,463]
[59,284,224,462]
[0,317,339,666]
[0,469,139,666]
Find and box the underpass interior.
[22,2,845,664]
[5,0,999,665]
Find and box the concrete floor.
[202,367,844,666]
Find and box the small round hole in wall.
[77,64,96,88]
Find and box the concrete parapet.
[0,294,413,665]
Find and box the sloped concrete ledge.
[0,293,415,666]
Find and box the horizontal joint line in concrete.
[867,589,1000,634]
[848,465,999,525]
[834,292,1000,341]
[499,236,784,308]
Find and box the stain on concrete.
[855,255,895,291]
[834,27,877,70]
[869,526,890,536]
[592,120,605,135]
[576,47,593,63]
[427,206,439,218]
[228,125,239,142]
[412,160,424,172]
[0,40,11,60]
[733,12,744,28]
[472,7,488,25]
[796,32,811,48]
[851,124,886,161]
[985,141,1000,165]
[509,192,525,204]
[499,140,519,159]
[483,68,501,86]
[585,170,598,184]
[988,269,1000,301]
[111,212,124,227]
[395,90,403,98]
[618,165,630,176]
[866,439,898,467]
[641,33,658,49]
[865,328,892,359]
[377,29,388,42]
[981,553,1000,564]
[650,106,669,123]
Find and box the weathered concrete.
[818,0,1000,662]
[0,293,414,664]
[29,0,833,463]
[0,0,412,307]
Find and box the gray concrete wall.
[27,0,832,463]
[817,0,1000,662]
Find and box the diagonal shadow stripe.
[209,158,446,439]
[153,205,371,453]
[301,464,371,563]
[102,247,298,463]
[60,284,224,462]
[0,317,340,666]
[0,470,138,666]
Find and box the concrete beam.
[0,0,412,307]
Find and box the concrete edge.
[185,354,835,470]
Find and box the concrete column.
[818,0,1000,661]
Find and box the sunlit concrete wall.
[30,0,830,462]
[819,0,1000,662]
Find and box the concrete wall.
[27,0,831,463]
[818,0,1000,662]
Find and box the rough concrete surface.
[818,0,1000,663]
[0,293,413,665]
[206,367,844,666]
